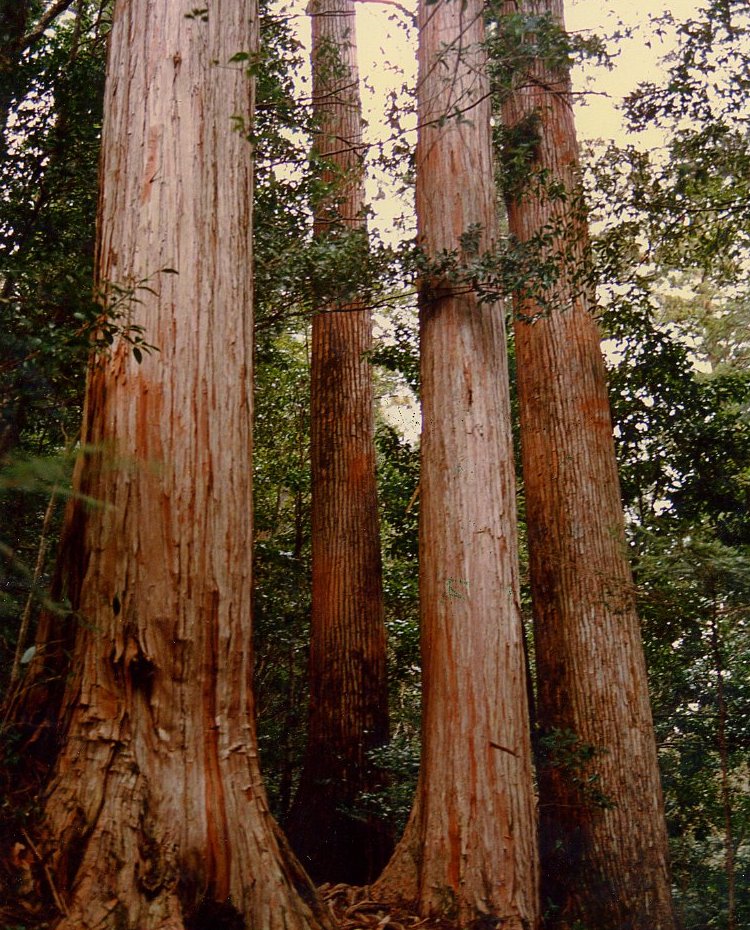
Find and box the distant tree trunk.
[372,0,539,924]
[7,2,331,928]
[498,2,677,928]
[709,604,737,930]
[286,0,391,886]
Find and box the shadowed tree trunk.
[5,1,332,927]
[371,0,539,924]
[286,0,391,886]
[498,2,677,928]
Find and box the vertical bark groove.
[498,2,676,928]
[286,0,390,886]
[372,1,539,925]
[11,2,331,928]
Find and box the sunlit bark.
[10,2,331,927]
[372,0,539,924]
[499,2,676,927]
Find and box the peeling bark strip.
[27,2,329,928]
[286,0,391,885]
[372,0,539,925]
[499,2,677,928]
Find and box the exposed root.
[319,882,460,930]
[0,876,469,930]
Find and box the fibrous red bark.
[372,0,539,924]
[286,0,391,885]
[498,2,677,927]
[8,2,331,927]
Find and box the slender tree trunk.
[286,0,391,886]
[498,2,676,928]
[8,2,331,928]
[7,486,59,689]
[372,0,539,924]
[709,606,736,930]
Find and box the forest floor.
[0,873,460,930]
[0,883,463,930]
[321,883,461,930]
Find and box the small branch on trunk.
[405,481,420,514]
[490,740,519,757]
[20,827,70,918]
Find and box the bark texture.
[12,2,330,928]
[286,0,390,885]
[372,1,539,925]
[499,2,676,928]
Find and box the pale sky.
[345,0,700,237]
[286,0,702,234]
[565,0,701,144]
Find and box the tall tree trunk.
[498,2,676,928]
[286,0,390,886]
[372,0,539,924]
[8,2,330,928]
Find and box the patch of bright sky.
[344,0,701,437]
[564,0,699,145]
[284,0,701,239]
[349,0,701,239]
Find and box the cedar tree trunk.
[499,2,676,928]
[372,0,539,924]
[286,0,391,885]
[9,2,331,928]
